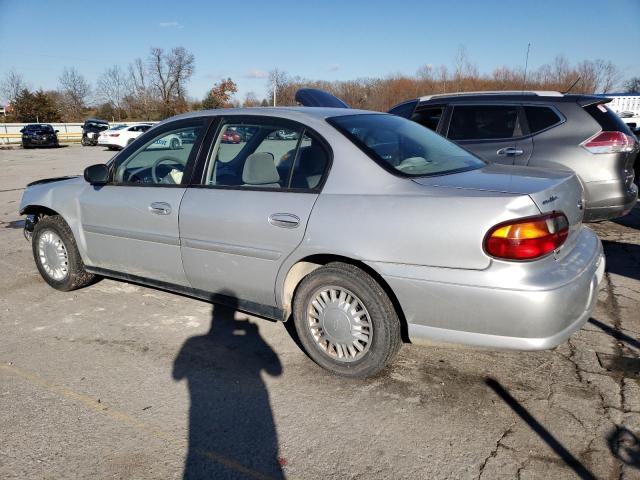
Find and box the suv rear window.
[524,106,562,133]
[584,103,634,135]
[448,105,522,140]
[328,114,485,177]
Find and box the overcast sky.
[1,0,639,104]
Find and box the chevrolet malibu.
[19,108,605,377]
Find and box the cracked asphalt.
[1,145,639,479]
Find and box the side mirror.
[55,130,59,133]
[84,164,110,185]
[19,128,24,133]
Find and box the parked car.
[97,123,154,150]
[21,124,59,149]
[221,130,242,144]
[387,91,639,222]
[19,108,604,378]
[81,119,109,146]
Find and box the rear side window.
[411,106,444,131]
[584,103,634,135]
[448,105,521,140]
[203,121,329,190]
[524,106,562,133]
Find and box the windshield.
[26,124,53,132]
[328,114,485,177]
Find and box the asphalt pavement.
[1,144,639,479]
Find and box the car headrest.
[242,152,280,185]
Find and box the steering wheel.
[151,156,184,184]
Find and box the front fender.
[19,176,90,263]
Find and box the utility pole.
[273,84,277,107]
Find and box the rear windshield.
[584,103,634,135]
[26,124,53,132]
[328,114,485,177]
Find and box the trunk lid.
[412,163,585,257]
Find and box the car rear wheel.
[32,215,95,291]
[292,262,402,378]
[170,138,180,150]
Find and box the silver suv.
[389,91,639,222]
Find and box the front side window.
[114,122,204,185]
[329,114,484,177]
[203,120,329,190]
[448,105,521,140]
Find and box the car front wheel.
[292,262,402,378]
[32,215,95,291]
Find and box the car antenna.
[563,77,581,94]
[521,43,531,93]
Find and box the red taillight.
[484,212,569,261]
[109,133,120,137]
[581,131,637,154]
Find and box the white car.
[147,133,183,150]
[97,124,154,150]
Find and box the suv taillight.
[581,131,637,154]
[484,213,569,261]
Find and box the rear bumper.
[583,178,638,222]
[372,227,605,350]
[97,141,122,149]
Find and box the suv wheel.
[32,215,95,291]
[292,262,401,378]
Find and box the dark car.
[388,91,639,222]
[21,124,59,149]
[82,119,109,146]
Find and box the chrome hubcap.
[37,230,69,281]
[307,287,373,362]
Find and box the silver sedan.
[19,107,604,377]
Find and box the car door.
[78,118,208,285]
[444,104,532,165]
[179,116,331,307]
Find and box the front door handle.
[496,147,524,156]
[149,202,172,215]
[268,213,300,229]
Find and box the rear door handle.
[268,213,300,229]
[149,202,172,215]
[496,147,524,156]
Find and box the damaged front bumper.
[23,214,37,240]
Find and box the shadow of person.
[173,293,284,479]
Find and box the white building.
[600,93,640,117]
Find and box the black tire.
[32,215,95,291]
[170,138,180,150]
[81,137,89,146]
[292,262,402,378]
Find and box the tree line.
[2,45,639,124]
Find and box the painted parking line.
[0,363,280,480]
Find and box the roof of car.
[418,90,563,101]
[406,91,606,106]
[168,106,382,124]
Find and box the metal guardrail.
[0,122,155,144]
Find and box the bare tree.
[147,47,195,116]
[593,59,620,93]
[58,67,91,120]
[1,69,28,105]
[268,68,289,106]
[96,65,129,119]
[242,91,260,107]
